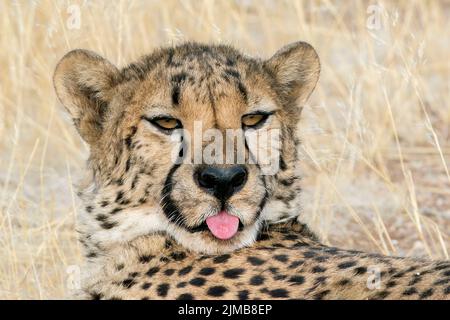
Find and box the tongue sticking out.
[206,211,239,240]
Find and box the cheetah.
[53,42,450,299]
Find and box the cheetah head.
[53,42,320,255]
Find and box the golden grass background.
[0,0,449,299]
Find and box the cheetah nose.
[195,165,248,201]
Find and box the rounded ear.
[53,49,119,144]
[265,41,320,106]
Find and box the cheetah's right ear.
[53,49,119,144]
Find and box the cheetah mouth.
[190,214,245,240]
[205,210,240,240]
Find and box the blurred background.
[0,0,449,299]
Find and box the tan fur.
[53,42,448,300]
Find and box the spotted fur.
[83,220,450,300]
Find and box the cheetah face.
[53,42,320,254]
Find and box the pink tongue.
[206,211,239,240]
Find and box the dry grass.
[0,0,449,299]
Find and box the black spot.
[338,278,351,286]
[95,214,108,222]
[312,266,326,273]
[165,239,173,248]
[257,233,270,241]
[273,254,289,263]
[213,254,231,264]
[85,206,93,213]
[164,269,175,276]
[247,256,265,266]
[170,252,187,261]
[115,191,124,203]
[89,292,103,300]
[121,278,136,288]
[283,234,298,241]
[176,282,187,288]
[338,261,357,269]
[269,289,288,298]
[199,267,215,276]
[100,221,117,230]
[386,280,397,288]
[110,208,122,215]
[279,156,287,171]
[403,287,418,296]
[125,158,131,172]
[139,255,154,264]
[118,199,130,206]
[444,286,450,295]
[314,276,328,285]
[374,290,390,299]
[177,293,194,300]
[314,256,328,263]
[223,268,245,279]
[408,275,422,286]
[279,178,295,186]
[207,286,228,297]
[288,275,305,285]
[141,282,151,290]
[314,290,330,300]
[178,266,193,276]
[124,136,132,149]
[354,266,367,275]
[86,252,97,258]
[146,267,160,277]
[189,277,206,287]
[289,260,304,269]
[157,283,170,297]
[303,251,317,258]
[419,288,434,299]
[100,201,109,207]
[238,290,249,300]
[250,275,265,286]
[434,278,450,285]
[434,264,450,271]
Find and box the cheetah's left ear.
[265,41,320,106]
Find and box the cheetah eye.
[241,112,273,129]
[147,116,182,132]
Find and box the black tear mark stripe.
[161,164,202,233]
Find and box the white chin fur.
[167,219,262,254]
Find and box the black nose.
[195,165,248,200]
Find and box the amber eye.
[149,117,182,132]
[241,113,270,128]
